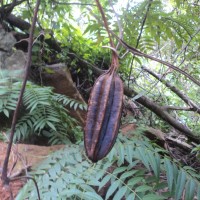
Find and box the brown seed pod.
[84,70,123,162]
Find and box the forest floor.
[0,124,199,199]
[0,142,65,200]
[0,124,136,199]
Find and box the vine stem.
[95,0,119,71]
[1,0,41,185]
[10,176,41,200]
[128,0,153,87]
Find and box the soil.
[0,142,65,200]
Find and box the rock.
[5,50,26,78]
[0,29,16,51]
[40,64,86,127]
[0,28,26,78]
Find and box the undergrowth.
[0,78,87,144]
[16,131,200,200]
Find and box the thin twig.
[1,0,41,185]
[174,27,200,66]
[114,35,200,87]
[128,0,153,87]
[10,176,41,200]
[142,66,200,114]
[53,1,96,6]
[108,0,123,50]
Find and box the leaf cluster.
[0,78,86,144]
[16,133,200,200]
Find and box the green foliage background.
[0,0,200,199]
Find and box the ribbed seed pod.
[84,70,123,162]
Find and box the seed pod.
[84,70,123,162]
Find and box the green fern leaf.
[135,185,152,193]
[120,170,138,180]
[197,186,200,200]
[79,191,103,200]
[142,193,165,200]
[164,158,174,193]
[127,177,143,187]
[185,179,196,200]
[175,170,186,200]
[113,166,127,175]
[147,151,160,179]
[113,186,127,200]
[98,174,111,190]
[105,180,120,200]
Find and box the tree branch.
[1,0,41,186]
[162,106,194,111]
[132,90,200,143]
[142,66,200,114]
[53,1,96,6]
[114,35,200,87]
[0,0,26,19]
[7,14,31,31]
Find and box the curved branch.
[142,66,200,114]
[7,14,31,31]
[131,90,200,143]
[114,35,200,87]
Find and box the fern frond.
[17,134,200,200]
[0,78,82,144]
[53,93,87,111]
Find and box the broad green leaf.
[74,102,78,110]
[79,184,96,192]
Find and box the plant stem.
[1,0,41,185]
